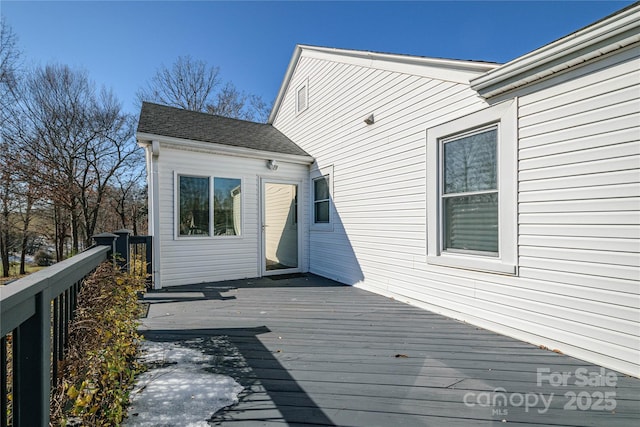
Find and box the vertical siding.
[156,146,309,287]
[273,47,640,377]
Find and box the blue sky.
[2,1,634,117]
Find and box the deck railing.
[115,230,153,289]
[0,231,152,426]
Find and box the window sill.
[310,223,333,232]
[427,254,516,276]
[175,235,243,241]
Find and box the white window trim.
[426,99,518,275]
[295,78,309,115]
[310,164,333,231]
[174,171,244,240]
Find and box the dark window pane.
[214,178,242,236]
[179,176,209,236]
[444,193,498,253]
[314,176,329,201]
[315,200,330,223]
[444,128,497,194]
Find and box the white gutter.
[471,3,640,99]
[136,139,163,289]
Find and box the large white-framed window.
[310,164,333,231]
[296,78,309,115]
[426,99,517,275]
[175,172,243,239]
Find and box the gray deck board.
[137,274,640,426]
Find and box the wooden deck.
[138,274,640,426]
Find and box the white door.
[261,180,300,275]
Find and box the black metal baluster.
[52,297,60,387]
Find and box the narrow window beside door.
[313,175,330,223]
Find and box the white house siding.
[514,45,640,376]
[273,46,640,377]
[272,54,494,303]
[273,53,490,287]
[154,144,309,287]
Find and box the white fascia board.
[268,45,303,124]
[136,132,315,165]
[268,44,499,124]
[299,45,499,84]
[471,4,640,99]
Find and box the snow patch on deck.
[124,340,243,427]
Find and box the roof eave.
[470,3,640,99]
[136,131,315,165]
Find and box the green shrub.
[50,262,145,426]
[35,250,54,266]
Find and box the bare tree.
[0,17,22,275]
[1,20,146,270]
[247,94,271,123]
[78,90,141,245]
[138,56,271,122]
[206,82,271,122]
[0,16,21,115]
[136,55,221,112]
[0,148,16,276]
[6,142,45,274]
[207,81,247,118]
[107,169,147,235]
[15,64,141,255]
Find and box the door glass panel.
[265,183,298,271]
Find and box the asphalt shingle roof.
[137,102,310,157]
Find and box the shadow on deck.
[137,274,640,426]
